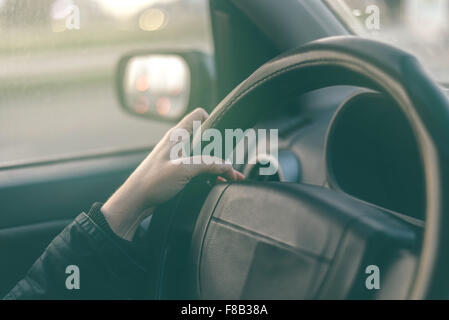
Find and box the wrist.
[101,188,155,240]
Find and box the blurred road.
[0,80,171,165]
[0,39,209,165]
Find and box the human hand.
[101,108,244,240]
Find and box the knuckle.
[222,163,233,172]
[193,107,208,117]
[193,107,205,113]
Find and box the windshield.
[326,0,449,86]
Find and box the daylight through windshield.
[327,0,449,85]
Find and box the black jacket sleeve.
[3,203,149,300]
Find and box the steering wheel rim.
[146,36,449,299]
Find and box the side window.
[0,0,212,164]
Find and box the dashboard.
[249,86,427,220]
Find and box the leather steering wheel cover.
[199,36,449,299]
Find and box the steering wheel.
[144,36,449,300]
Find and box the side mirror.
[116,51,214,122]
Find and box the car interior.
[1,0,449,300]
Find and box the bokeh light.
[139,8,167,31]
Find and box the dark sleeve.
[3,203,149,300]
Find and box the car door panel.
[0,150,148,296]
[0,219,70,297]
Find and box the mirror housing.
[116,50,214,122]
